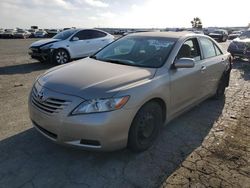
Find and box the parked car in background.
[192,30,204,34]
[1,29,16,38]
[228,30,250,60]
[0,29,4,38]
[46,29,60,38]
[29,28,115,64]
[13,30,31,39]
[208,29,228,42]
[28,29,37,38]
[228,30,243,40]
[29,32,231,152]
[34,30,48,38]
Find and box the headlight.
[40,43,53,50]
[71,96,129,115]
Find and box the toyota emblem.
[37,89,45,102]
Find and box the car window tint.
[177,38,201,61]
[91,30,107,38]
[74,30,92,40]
[214,44,222,55]
[200,38,217,58]
[74,30,107,40]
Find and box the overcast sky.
[1,0,249,29]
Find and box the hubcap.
[138,112,155,144]
[56,51,68,64]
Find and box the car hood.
[38,58,156,99]
[30,38,61,47]
[233,37,250,43]
[229,34,240,36]
[209,33,222,36]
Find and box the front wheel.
[53,49,70,65]
[128,102,163,152]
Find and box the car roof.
[77,28,109,33]
[128,31,195,39]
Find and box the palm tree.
[191,17,203,29]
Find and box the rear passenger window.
[200,38,217,58]
[91,31,107,38]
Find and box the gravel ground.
[160,61,250,188]
[0,39,249,188]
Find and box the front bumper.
[29,47,53,62]
[14,35,25,38]
[2,34,13,38]
[28,85,136,151]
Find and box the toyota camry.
[28,32,231,152]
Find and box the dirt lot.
[0,39,249,188]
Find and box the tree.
[191,17,203,29]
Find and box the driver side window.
[177,38,201,61]
[73,30,92,40]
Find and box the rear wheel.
[213,75,227,99]
[128,102,163,152]
[53,49,70,65]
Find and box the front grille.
[31,87,70,115]
[30,47,40,52]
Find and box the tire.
[213,75,227,99]
[128,102,163,152]
[53,49,70,65]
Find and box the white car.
[34,30,48,38]
[29,29,114,64]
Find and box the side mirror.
[72,37,79,41]
[174,58,195,68]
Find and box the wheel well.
[145,98,167,123]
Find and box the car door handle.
[201,66,207,71]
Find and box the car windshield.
[92,36,176,68]
[232,31,241,34]
[239,31,250,39]
[53,29,76,40]
[213,30,223,34]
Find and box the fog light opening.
[80,139,101,146]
